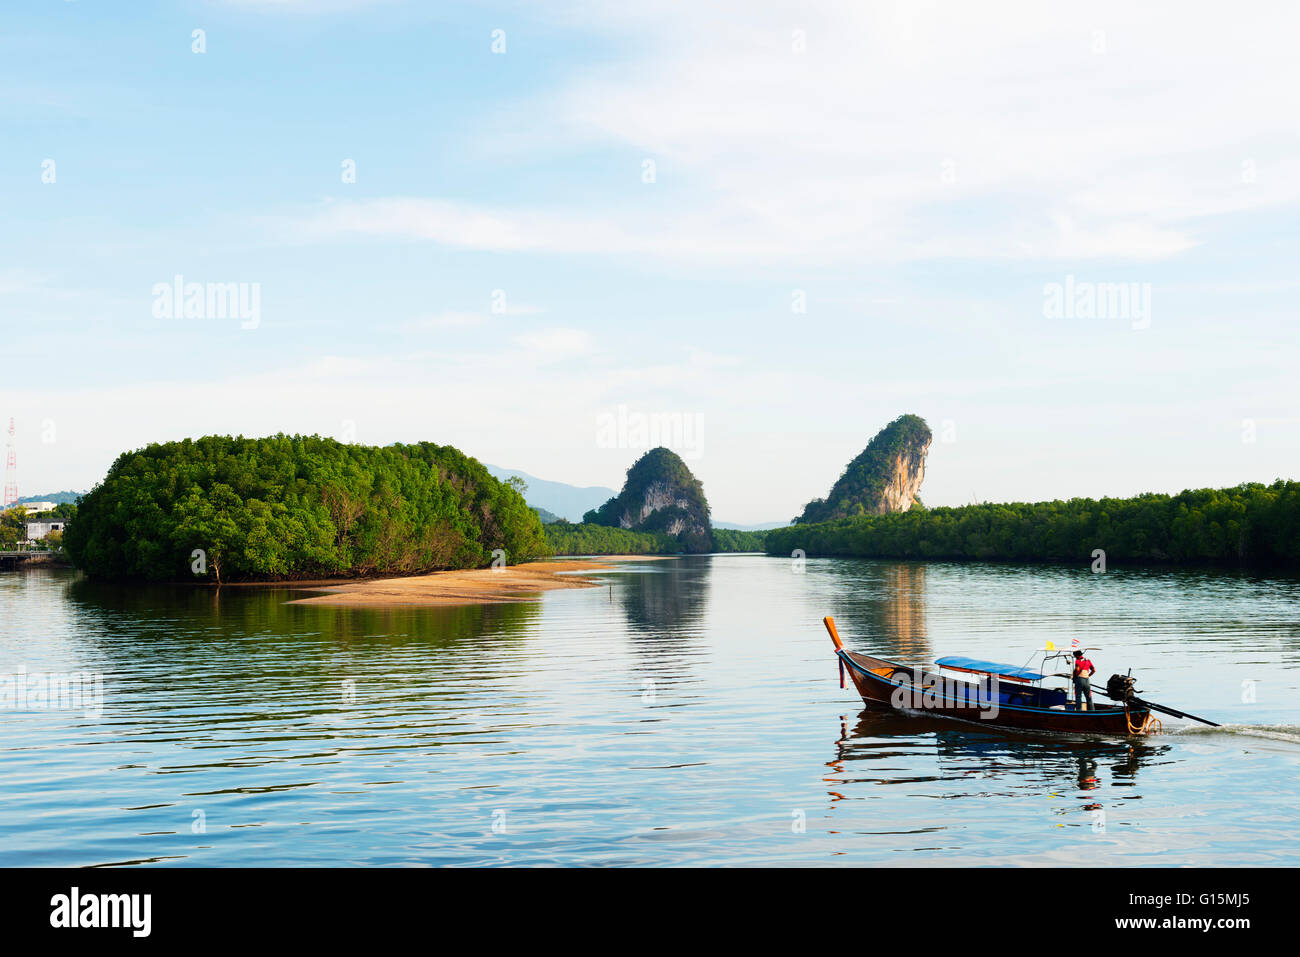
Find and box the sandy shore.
[286,556,671,607]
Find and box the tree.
[0,507,29,548]
[64,435,553,581]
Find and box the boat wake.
[1172,723,1300,745]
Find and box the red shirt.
[1074,658,1095,678]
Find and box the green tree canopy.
[63,434,551,581]
[770,480,1300,567]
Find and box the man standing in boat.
[1072,649,1096,711]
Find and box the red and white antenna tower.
[3,418,17,508]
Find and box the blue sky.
[2,1,1297,522]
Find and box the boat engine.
[1106,673,1137,703]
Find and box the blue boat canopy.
[935,656,1045,682]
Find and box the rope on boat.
[1125,704,1162,735]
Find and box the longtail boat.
[823,616,1219,737]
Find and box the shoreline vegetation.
[53,430,1300,583]
[64,435,549,583]
[542,521,767,555]
[767,481,1300,567]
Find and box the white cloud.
[687,350,743,368]
[300,356,386,377]
[280,196,759,261]
[1047,217,1197,261]
[402,303,547,331]
[0,270,48,295]
[513,327,594,358]
[220,0,389,10]
[271,1,1300,268]
[404,311,487,330]
[548,0,1300,263]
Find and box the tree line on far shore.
[766,481,1300,566]
[544,522,767,555]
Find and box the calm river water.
[2,556,1298,866]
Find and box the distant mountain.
[532,506,562,524]
[16,491,83,505]
[484,465,616,523]
[583,447,712,553]
[796,414,932,524]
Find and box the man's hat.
[1072,650,1083,657]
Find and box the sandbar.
[287,556,672,607]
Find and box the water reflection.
[618,557,711,638]
[878,564,928,659]
[59,580,544,755]
[828,562,930,663]
[66,578,539,652]
[831,710,1168,800]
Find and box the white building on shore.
[5,501,58,514]
[26,518,68,541]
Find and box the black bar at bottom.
[0,866,1273,944]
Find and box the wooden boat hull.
[839,649,1152,736]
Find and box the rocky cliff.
[796,414,932,524]
[583,447,713,552]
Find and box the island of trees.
[64,435,550,582]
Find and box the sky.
[1,0,1297,523]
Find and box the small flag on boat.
[1071,638,1080,648]
[1044,640,1055,650]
